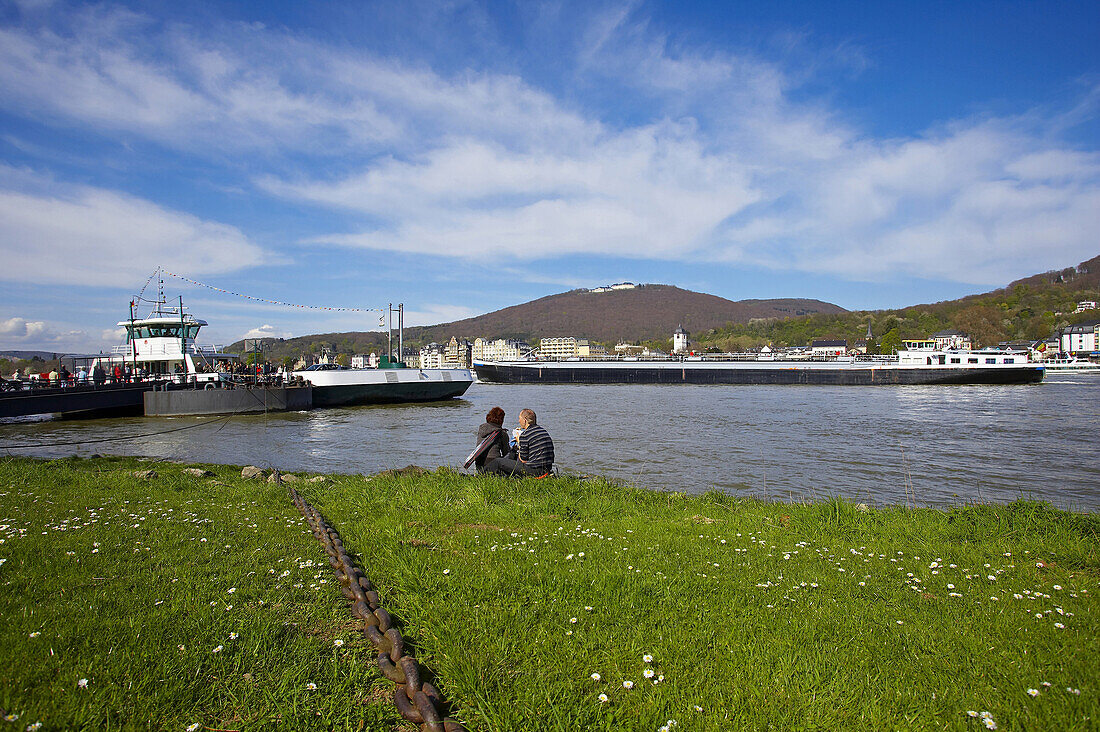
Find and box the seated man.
[487,408,554,477]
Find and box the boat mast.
[128,299,137,367]
[387,303,393,363]
[179,295,188,375]
[398,303,404,365]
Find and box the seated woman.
[473,407,511,473]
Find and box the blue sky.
[1,0,1098,352]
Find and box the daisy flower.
[597,693,609,703]
[622,680,634,689]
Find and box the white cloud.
[240,324,293,340]
[0,315,98,351]
[0,2,1095,292]
[0,168,267,287]
[0,317,49,340]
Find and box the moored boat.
[292,363,474,406]
[474,349,1044,386]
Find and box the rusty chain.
[288,484,467,732]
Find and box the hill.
[695,254,1100,352]
[230,286,844,363]
[411,285,843,345]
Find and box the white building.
[576,339,607,357]
[672,325,690,354]
[539,337,578,360]
[419,342,445,369]
[1061,322,1100,356]
[932,329,972,350]
[1073,301,1098,314]
[810,339,847,357]
[472,338,531,361]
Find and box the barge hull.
[473,363,1044,386]
[0,383,154,419]
[310,380,472,407]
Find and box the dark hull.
[311,379,473,407]
[473,362,1045,386]
[0,382,154,419]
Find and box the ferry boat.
[1038,356,1100,374]
[473,349,1044,386]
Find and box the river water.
[3,375,1098,510]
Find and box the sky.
[1,0,1098,353]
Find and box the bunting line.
[161,269,382,313]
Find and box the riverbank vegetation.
[1,456,1096,730]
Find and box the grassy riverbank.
[1,457,1096,730]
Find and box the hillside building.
[933,329,972,350]
[1061,322,1100,356]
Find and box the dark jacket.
[475,422,509,468]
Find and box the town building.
[539,337,579,360]
[443,336,472,368]
[672,325,690,354]
[350,353,380,369]
[810,339,847,357]
[577,339,608,357]
[472,338,531,362]
[419,342,445,369]
[1061,322,1100,356]
[932,329,972,350]
[1073,301,1098,314]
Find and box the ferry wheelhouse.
[97,300,232,379]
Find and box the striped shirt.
[518,424,554,471]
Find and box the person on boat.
[487,408,554,477]
[112,364,122,383]
[92,363,106,386]
[474,407,510,473]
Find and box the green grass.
[1,457,1097,731]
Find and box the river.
[3,375,1098,510]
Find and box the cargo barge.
[474,350,1044,386]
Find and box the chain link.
[288,483,467,732]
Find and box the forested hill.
[228,286,844,363]
[411,285,844,345]
[694,254,1100,352]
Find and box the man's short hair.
[519,408,536,425]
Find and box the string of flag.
[160,269,383,313]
